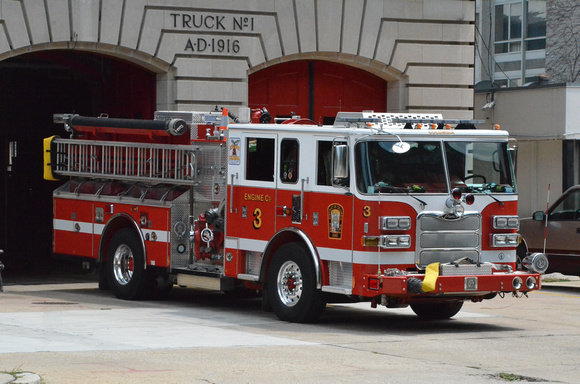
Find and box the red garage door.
[249,61,387,124]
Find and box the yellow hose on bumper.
[422,262,440,293]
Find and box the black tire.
[410,301,464,320]
[151,273,173,300]
[97,263,109,291]
[267,243,325,323]
[106,228,151,300]
[516,241,528,271]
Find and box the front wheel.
[106,228,151,300]
[267,243,325,323]
[516,241,528,271]
[410,301,463,320]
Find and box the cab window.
[246,137,275,182]
[280,139,299,183]
[317,141,332,186]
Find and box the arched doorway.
[0,51,156,273]
[249,61,387,124]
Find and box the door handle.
[229,173,238,213]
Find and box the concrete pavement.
[0,274,580,384]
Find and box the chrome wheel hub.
[112,244,134,285]
[276,261,302,307]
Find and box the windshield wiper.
[375,184,428,207]
[468,184,504,207]
[482,189,504,207]
[404,188,427,208]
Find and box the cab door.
[276,137,355,264]
[226,133,278,265]
[275,138,304,231]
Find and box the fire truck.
[43,109,548,323]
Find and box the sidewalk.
[541,272,580,288]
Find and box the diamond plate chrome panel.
[192,142,227,203]
[170,192,191,268]
[328,261,353,289]
[440,263,493,276]
[246,252,262,275]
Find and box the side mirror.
[332,143,349,185]
[532,211,545,221]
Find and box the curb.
[0,373,41,384]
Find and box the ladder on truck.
[49,138,199,186]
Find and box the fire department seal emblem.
[328,204,344,240]
[229,137,241,165]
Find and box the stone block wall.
[0,0,476,118]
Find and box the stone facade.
[0,0,476,118]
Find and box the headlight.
[379,235,411,248]
[491,233,520,247]
[492,215,519,229]
[380,216,411,230]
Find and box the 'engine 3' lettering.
[244,193,271,202]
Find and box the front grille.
[416,213,481,268]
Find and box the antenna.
[543,184,550,254]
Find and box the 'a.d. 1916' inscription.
[185,38,241,53]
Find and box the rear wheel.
[410,301,464,319]
[267,243,325,323]
[106,228,151,300]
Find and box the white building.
[475,84,580,217]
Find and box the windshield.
[355,140,516,194]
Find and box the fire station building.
[0,0,476,269]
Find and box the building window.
[495,2,523,54]
[489,0,546,87]
[526,0,546,51]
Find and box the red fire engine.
[44,109,548,323]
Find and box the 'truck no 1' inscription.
[167,12,256,55]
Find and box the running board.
[176,273,235,291]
